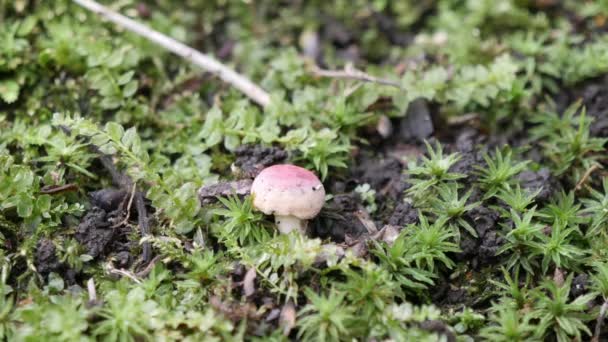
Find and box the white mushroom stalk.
[250,164,325,235]
[275,215,307,234]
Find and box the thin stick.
[87,278,97,303]
[310,63,402,88]
[72,0,271,107]
[135,191,152,262]
[593,300,608,342]
[575,164,601,191]
[112,182,137,228]
[106,262,142,284]
[135,255,162,278]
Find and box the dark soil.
[74,188,135,267]
[313,193,369,241]
[558,75,608,138]
[571,273,590,298]
[232,145,288,178]
[34,238,62,276]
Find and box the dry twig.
[112,183,137,228]
[310,63,402,88]
[87,278,97,303]
[575,164,601,191]
[593,300,608,342]
[106,262,142,284]
[72,0,271,107]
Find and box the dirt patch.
[388,201,418,227]
[198,179,253,205]
[560,75,608,138]
[313,193,369,241]
[35,238,62,276]
[518,168,559,203]
[232,145,288,178]
[448,206,505,268]
[75,188,136,266]
[75,207,116,259]
[353,156,408,202]
[89,188,127,212]
[571,273,590,298]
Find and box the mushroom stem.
[275,215,307,234]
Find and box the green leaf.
[117,71,135,85]
[122,80,138,98]
[105,122,124,142]
[16,193,33,218]
[0,80,20,103]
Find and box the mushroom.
[250,164,325,234]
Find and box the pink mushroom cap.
[251,164,325,219]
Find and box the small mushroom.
[250,164,325,234]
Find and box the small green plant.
[581,178,608,236]
[13,294,91,341]
[213,196,270,246]
[479,305,536,341]
[530,101,607,180]
[530,275,594,342]
[338,262,402,322]
[539,191,587,228]
[94,286,163,342]
[373,215,459,293]
[476,148,529,198]
[406,142,465,199]
[497,209,544,274]
[57,238,92,273]
[425,182,480,238]
[533,223,586,275]
[451,307,485,334]
[183,250,225,285]
[297,129,350,181]
[489,267,532,311]
[354,183,377,214]
[297,288,355,342]
[495,184,539,214]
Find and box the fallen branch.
[86,278,97,304]
[111,183,136,228]
[575,164,601,191]
[310,63,402,88]
[135,191,152,261]
[135,255,163,278]
[593,299,608,342]
[72,0,271,107]
[106,262,142,284]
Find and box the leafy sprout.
[497,209,544,274]
[213,196,270,246]
[530,275,594,342]
[479,305,536,342]
[530,101,607,180]
[373,214,459,293]
[297,288,355,342]
[581,178,608,236]
[495,184,540,215]
[338,262,402,323]
[533,223,586,275]
[425,182,480,238]
[406,141,465,199]
[539,190,587,228]
[475,148,529,199]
